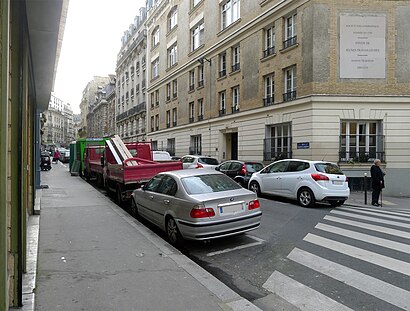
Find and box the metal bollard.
[364,173,368,205]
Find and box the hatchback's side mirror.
[215,166,220,171]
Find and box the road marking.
[206,235,265,257]
[288,248,410,310]
[344,206,410,217]
[263,271,354,311]
[315,223,410,253]
[330,210,410,229]
[324,215,410,239]
[338,207,410,222]
[304,234,410,276]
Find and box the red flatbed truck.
[83,145,105,186]
[102,136,182,204]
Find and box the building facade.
[42,94,74,148]
[145,0,410,196]
[0,0,67,308]
[116,8,148,143]
[79,76,111,137]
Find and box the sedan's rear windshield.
[182,174,241,194]
[198,157,219,165]
[315,163,343,175]
[246,163,264,173]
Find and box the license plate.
[333,180,343,185]
[219,203,243,214]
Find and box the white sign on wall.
[340,13,386,79]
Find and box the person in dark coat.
[370,159,385,206]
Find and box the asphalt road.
[90,177,410,311]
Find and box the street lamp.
[197,57,212,156]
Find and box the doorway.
[230,132,238,160]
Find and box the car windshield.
[246,163,264,173]
[315,163,343,175]
[182,174,241,194]
[198,157,219,165]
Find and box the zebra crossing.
[262,206,410,311]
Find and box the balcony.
[263,96,274,106]
[116,102,146,122]
[197,80,204,88]
[198,115,203,121]
[189,117,195,123]
[263,46,275,58]
[219,108,226,116]
[283,90,296,102]
[283,36,297,49]
[339,143,385,163]
[231,106,239,113]
[231,63,240,72]
[189,84,195,92]
[219,69,226,78]
[263,138,292,161]
[172,121,177,127]
[166,123,170,128]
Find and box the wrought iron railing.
[283,36,297,49]
[231,63,240,72]
[189,147,201,155]
[283,90,296,102]
[219,108,226,116]
[219,69,226,78]
[263,137,292,161]
[263,46,275,58]
[263,96,274,106]
[339,150,385,163]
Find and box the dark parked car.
[40,152,52,171]
[216,160,264,187]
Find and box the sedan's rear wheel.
[166,217,182,246]
[298,188,315,208]
[249,181,261,196]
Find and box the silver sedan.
[131,170,262,245]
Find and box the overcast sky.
[53,0,146,114]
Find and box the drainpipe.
[36,109,41,189]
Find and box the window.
[232,86,239,112]
[284,13,297,48]
[232,45,240,72]
[151,140,158,151]
[189,70,195,91]
[264,73,274,106]
[166,83,171,100]
[198,64,204,87]
[168,43,178,67]
[191,20,204,51]
[198,98,204,120]
[339,121,384,163]
[168,7,178,31]
[167,138,176,156]
[155,114,159,131]
[219,52,227,77]
[155,90,159,106]
[219,91,226,116]
[193,0,201,8]
[152,27,160,47]
[151,116,155,132]
[172,79,178,98]
[172,108,177,126]
[264,123,292,161]
[283,66,296,101]
[221,0,240,29]
[189,102,195,123]
[151,58,159,79]
[190,135,202,155]
[264,26,275,57]
[166,110,171,128]
[150,92,155,108]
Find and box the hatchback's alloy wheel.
[298,188,314,207]
[249,181,261,196]
[166,217,182,246]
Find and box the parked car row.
[130,156,350,246]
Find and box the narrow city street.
[70,161,410,311]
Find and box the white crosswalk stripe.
[263,206,410,311]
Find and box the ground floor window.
[339,120,384,163]
[190,135,201,155]
[167,138,176,156]
[264,123,292,161]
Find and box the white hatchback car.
[248,159,350,207]
[181,155,219,169]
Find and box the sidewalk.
[27,162,260,311]
[345,190,410,210]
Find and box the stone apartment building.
[42,94,74,147]
[79,75,111,137]
[145,0,410,196]
[86,75,116,138]
[115,8,148,143]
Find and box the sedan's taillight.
[240,164,247,175]
[196,163,203,168]
[190,204,215,218]
[248,199,260,210]
[311,173,329,181]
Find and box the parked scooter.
[40,152,52,171]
